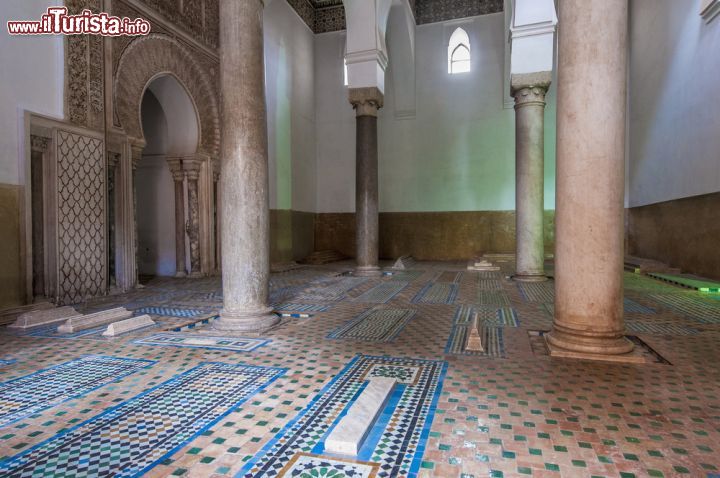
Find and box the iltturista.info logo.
[7,7,150,36]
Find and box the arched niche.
[114,34,220,158]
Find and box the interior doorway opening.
[137,74,199,280]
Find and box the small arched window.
[448,27,471,74]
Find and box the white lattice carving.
[56,130,106,304]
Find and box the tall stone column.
[107,151,120,288]
[166,158,187,278]
[546,0,633,356]
[512,76,550,282]
[214,0,278,332]
[30,135,50,300]
[183,158,202,278]
[212,160,221,274]
[130,144,143,286]
[350,87,383,277]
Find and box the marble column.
[166,158,187,278]
[107,151,120,288]
[130,144,143,287]
[512,75,550,282]
[546,0,633,356]
[30,135,50,300]
[183,158,202,278]
[350,87,383,277]
[214,0,278,332]
[212,160,221,274]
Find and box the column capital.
[183,157,203,181]
[513,86,548,109]
[166,158,185,182]
[212,157,221,182]
[511,72,551,95]
[511,72,551,109]
[349,87,384,117]
[107,151,121,170]
[30,135,51,153]
[129,143,144,170]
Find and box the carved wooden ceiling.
[293,0,503,33]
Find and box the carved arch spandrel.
[113,34,220,157]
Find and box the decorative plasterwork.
[55,130,106,305]
[310,0,343,7]
[289,0,502,33]
[113,34,221,157]
[315,6,346,33]
[131,0,219,50]
[65,0,104,129]
[415,0,503,25]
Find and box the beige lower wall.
[0,184,23,308]
[627,192,720,280]
[315,211,555,261]
[269,209,315,264]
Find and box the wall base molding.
[314,210,555,261]
[627,192,720,281]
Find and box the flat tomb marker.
[325,377,396,456]
[102,315,155,337]
[58,308,133,334]
[9,306,81,329]
[1,302,55,326]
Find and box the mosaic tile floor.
[0,262,719,477]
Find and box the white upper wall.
[316,12,557,213]
[628,0,720,207]
[264,0,316,212]
[0,0,64,185]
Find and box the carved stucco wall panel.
[65,0,105,129]
[113,34,220,157]
[123,0,219,50]
[56,130,106,305]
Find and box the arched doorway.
[111,34,221,290]
[137,75,199,279]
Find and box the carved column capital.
[130,144,144,170]
[31,135,51,153]
[513,86,549,108]
[212,157,221,182]
[349,87,384,117]
[166,158,185,182]
[183,158,203,182]
[511,72,551,109]
[107,151,121,170]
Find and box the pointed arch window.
[448,27,471,74]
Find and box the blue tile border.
[327,308,416,342]
[237,354,447,478]
[0,362,286,477]
[0,355,155,428]
[411,281,458,304]
[132,333,271,352]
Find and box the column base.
[354,266,382,277]
[512,273,548,282]
[545,324,634,356]
[213,306,279,333]
[545,335,646,364]
[174,271,187,278]
[188,271,204,279]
